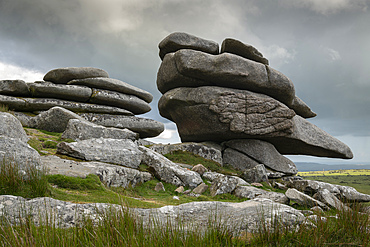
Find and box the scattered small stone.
[154,182,165,192]
[192,183,208,194]
[310,206,324,213]
[183,189,191,194]
[251,183,263,187]
[191,164,208,175]
[300,210,314,216]
[187,193,200,197]
[175,186,185,193]
[273,181,288,190]
[173,196,180,200]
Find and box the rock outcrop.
[156,32,353,178]
[0,67,164,138]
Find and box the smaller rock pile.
[156,32,353,177]
[0,67,164,138]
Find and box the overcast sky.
[0,0,369,164]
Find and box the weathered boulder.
[154,182,166,191]
[225,139,297,175]
[223,148,259,171]
[290,96,317,118]
[43,67,109,84]
[62,119,138,141]
[0,136,41,173]
[57,138,143,169]
[79,113,164,138]
[68,77,153,103]
[285,188,328,209]
[0,95,133,115]
[191,164,208,175]
[0,80,30,96]
[221,38,269,65]
[192,182,208,194]
[0,112,29,142]
[233,186,289,204]
[139,146,202,189]
[89,89,151,114]
[28,82,92,102]
[42,155,151,187]
[210,175,242,196]
[159,86,353,159]
[241,164,269,183]
[158,32,219,60]
[149,142,222,165]
[287,179,370,202]
[161,49,295,106]
[0,195,305,234]
[28,106,85,133]
[202,171,249,186]
[313,189,351,211]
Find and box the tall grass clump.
[0,158,49,198]
[249,203,370,246]
[0,104,9,112]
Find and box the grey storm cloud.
[0,0,370,162]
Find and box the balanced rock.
[221,38,269,65]
[79,113,164,138]
[158,32,219,60]
[43,67,109,84]
[62,119,138,141]
[57,138,143,169]
[225,139,297,175]
[0,80,30,96]
[68,77,153,103]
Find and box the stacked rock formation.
[0,67,164,138]
[157,32,353,177]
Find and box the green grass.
[0,104,9,112]
[164,150,242,176]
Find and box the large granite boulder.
[79,113,164,138]
[220,38,269,65]
[233,186,289,204]
[62,119,138,141]
[210,175,243,196]
[43,67,109,84]
[0,112,29,142]
[313,189,351,211]
[241,164,269,183]
[89,89,151,114]
[28,82,92,102]
[224,139,297,175]
[158,32,219,60]
[223,148,260,171]
[57,138,143,169]
[0,80,30,96]
[158,86,352,159]
[42,155,151,188]
[139,146,202,189]
[0,95,133,115]
[68,77,153,103]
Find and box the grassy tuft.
[0,104,9,112]
[0,158,50,198]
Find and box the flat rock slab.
[285,188,328,209]
[62,119,138,141]
[0,80,30,96]
[0,94,133,115]
[41,155,151,187]
[234,186,289,204]
[221,38,269,65]
[89,89,151,114]
[0,136,41,172]
[149,142,222,165]
[158,32,219,60]
[28,82,92,102]
[68,77,153,103]
[139,146,202,189]
[0,195,305,234]
[0,112,29,142]
[159,86,352,159]
[225,139,297,175]
[44,67,109,84]
[57,138,143,169]
[79,113,164,138]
